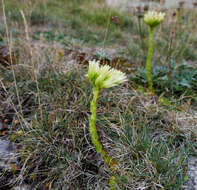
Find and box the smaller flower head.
[86,60,127,89]
[144,10,165,28]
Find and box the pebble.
[0,140,18,170]
[183,157,197,190]
[12,185,32,190]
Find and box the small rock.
[0,140,18,170]
[12,184,32,190]
[183,156,197,190]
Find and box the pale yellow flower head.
[144,10,165,28]
[86,60,127,88]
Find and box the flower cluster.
[86,60,127,89]
[144,10,165,28]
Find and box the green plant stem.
[89,86,117,189]
[138,17,144,48]
[89,87,103,155]
[146,27,154,92]
[89,87,116,167]
[138,17,142,38]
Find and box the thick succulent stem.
[146,27,154,92]
[89,87,103,155]
[89,87,116,167]
[89,86,117,189]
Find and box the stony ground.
[183,157,197,190]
